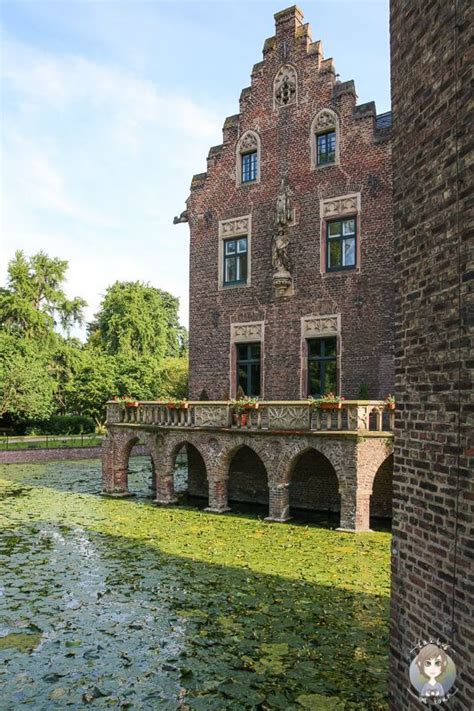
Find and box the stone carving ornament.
[268,406,309,430]
[219,216,249,237]
[314,109,337,130]
[274,64,297,107]
[272,178,293,296]
[322,195,358,218]
[303,315,339,336]
[231,322,262,341]
[238,132,258,153]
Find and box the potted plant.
[230,396,259,426]
[166,398,189,410]
[121,397,139,408]
[309,392,345,410]
[385,394,396,410]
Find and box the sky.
[0,0,390,339]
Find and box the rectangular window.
[326,217,356,271]
[316,131,336,166]
[308,337,337,397]
[241,151,257,182]
[224,237,248,285]
[236,342,261,396]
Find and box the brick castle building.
[181,5,394,402]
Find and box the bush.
[23,415,96,435]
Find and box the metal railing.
[106,401,395,434]
[0,434,103,451]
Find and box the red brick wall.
[187,6,393,401]
[390,0,473,708]
[289,449,340,511]
[227,446,268,505]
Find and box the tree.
[88,281,187,359]
[65,350,118,427]
[0,251,86,337]
[0,334,56,420]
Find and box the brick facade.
[185,5,394,401]
[390,0,473,708]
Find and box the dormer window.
[236,131,261,185]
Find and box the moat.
[0,458,390,710]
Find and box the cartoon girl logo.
[409,642,457,703]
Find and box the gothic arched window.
[236,131,261,185]
[310,109,340,169]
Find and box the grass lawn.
[0,458,390,710]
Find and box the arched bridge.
[102,400,394,532]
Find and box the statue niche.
[272,178,294,297]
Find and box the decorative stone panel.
[273,64,297,107]
[320,193,360,219]
[230,321,264,343]
[301,314,340,339]
[267,405,309,431]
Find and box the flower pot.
[240,413,248,426]
[125,402,139,408]
[319,402,342,410]
[386,403,395,410]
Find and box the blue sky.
[1,0,390,338]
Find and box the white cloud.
[1,33,223,336]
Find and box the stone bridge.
[102,400,394,532]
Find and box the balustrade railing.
[106,400,394,434]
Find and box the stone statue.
[275,178,292,227]
[272,178,294,296]
[272,227,292,273]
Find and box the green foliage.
[23,415,95,435]
[0,250,86,337]
[156,357,189,399]
[65,350,118,426]
[88,280,187,359]
[358,384,369,399]
[1,255,188,431]
[0,333,56,420]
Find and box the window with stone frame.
[236,342,261,396]
[223,236,248,285]
[316,130,336,166]
[326,216,357,271]
[241,150,258,182]
[307,337,337,396]
[236,131,260,185]
[310,109,340,169]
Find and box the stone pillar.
[101,437,133,497]
[338,487,371,532]
[154,475,178,505]
[205,477,230,513]
[265,482,291,522]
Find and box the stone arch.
[370,453,393,520]
[156,435,211,503]
[287,446,341,517]
[225,442,269,508]
[102,428,156,496]
[310,108,340,169]
[236,130,261,185]
[273,64,297,108]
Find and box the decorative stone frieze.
[230,321,263,343]
[301,314,340,338]
[219,215,250,237]
[320,193,360,218]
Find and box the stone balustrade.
[106,400,394,433]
